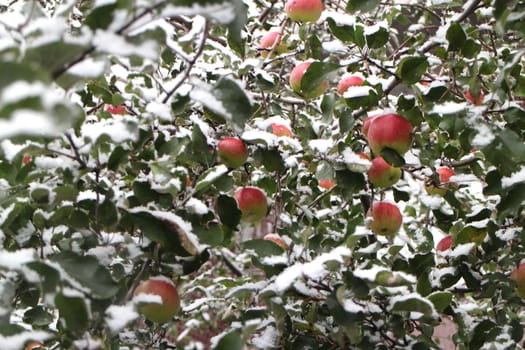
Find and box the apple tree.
[0,0,524,349]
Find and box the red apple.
[511,263,525,299]
[104,104,126,115]
[368,201,403,237]
[25,342,46,350]
[259,31,286,58]
[319,179,336,190]
[217,137,248,169]
[133,276,180,323]
[436,235,453,252]
[234,187,269,223]
[362,115,378,139]
[367,156,402,188]
[425,166,457,196]
[263,233,287,250]
[289,61,328,99]
[285,0,324,22]
[465,90,484,105]
[22,155,32,165]
[337,74,364,95]
[367,113,413,156]
[271,123,293,137]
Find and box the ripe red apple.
[271,123,293,137]
[368,201,403,237]
[425,166,457,196]
[217,137,248,168]
[511,264,525,299]
[22,155,32,165]
[319,179,336,190]
[104,104,126,115]
[263,233,287,250]
[259,31,286,58]
[362,114,377,139]
[366,113,413,156]
[285,0,324,22]
[367,156,402,188]
[234,187,269,223]
[289,61,328,99]
[25,342,46,350]
[436,235,453,252]
[337,74,364,95]
[465,90,484,105]
[133,276,180,323]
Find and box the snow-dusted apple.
[263,233,287,250]
[465,90,484,105]
[217,137,248,169]
[368,201,403,237]
[285,0,324,22]
[367,156,401,188]
[133,276,180,323]
[104,104,126,115]
[425,166,457,196]
[259,31,287,58]
[511,264,525,299]
[234,187,268,223]
[337,74,364,95]
[271,123,293,137]
[362,114,377,139]
[25,342,46,350]
[366,113,413,156]
[319,179,336,190]
[289,61,328,99]
[436,235,453,252]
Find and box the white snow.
[343,85,375,99]
[501,166,525,188]
[0,330,51,350]
[0,249,36,270]
[92,30,158,59]
[0,110,66,139]
[162,2,236,24]
[146,101,173,122]
[430,102,466,115]
[471,123,495,147]
[105,303,139,333]
[67,58,107,77]
[309,139,333,154]
[185,198,210,215]
[387,292,437,318]
[81,118,138,144]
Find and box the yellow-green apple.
[511,263,525,299]
[368,201,402,237]
[367,113,413,156]
[367,156,402,188]
[337,74,364,95]
[234,187,269,223]
[285,0,324,22]
[289,61,328,99]
[104,104,126,115]
[259,31,287,58]
[217,137,248,169]
[465,90,484,105]
[271,123,293,137]
[436,235,453,252]
[133,276,180,323]
[362,114,377,139]
[425,166,457,196]
[319,179,336,190]
[25,342,46,350]
[263,233,287,250]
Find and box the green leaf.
[301,62,340,97]
[380,147,405,167]
[346,0,380,12]
[428,292,452,312]
[25,262,60,295]
[446,22,467,52]
[108,146,130,171]
[390,295,435,317]
[191,77,253,132]
[193,222,224,247]
[194,165,230,193]
[260,148,285,173]
[55,293,89,332]
[242,239,284,256]
[366,26,389,49]
[52,251,120,299]
[497,184,525,220]
[84,4,116,30]
[217,194,241,229]
[397,56,428,85]
[23,306,54,327]
[213,329,242,350]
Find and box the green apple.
[217,137,248,169]
[133,276,180,323]
[234,187,269,223]
[367,156,402,188]
[368,201,403,238]
[285,0,324,22]
[289,61,328,99]
[367,113,413,156]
